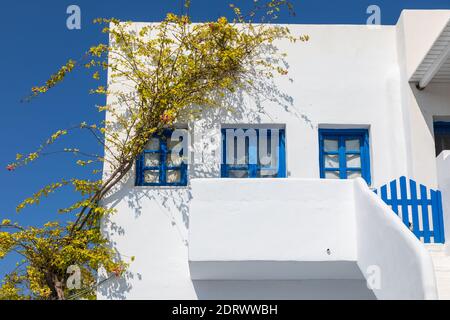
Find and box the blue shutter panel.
[221,127,286,178]
[136,129,188,186]
[319,129,371,185]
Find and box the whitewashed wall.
[396,10,450,188]
[354,179,437,300]
[437,151,450,254]
[189,178,359,280]
[189,23,409,187]
[99,11,447,299]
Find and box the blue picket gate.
[374,176,445,244]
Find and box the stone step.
[429,256,449,263]
[425,244,446,252]
[429,253,448,259]
[424,244,450,300]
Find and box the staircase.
[426,244,450,300]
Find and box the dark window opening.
[434,122,450,157]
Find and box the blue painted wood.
[437,191,446,243]
[390,180,399,215]
[318,129,371,185]
[431,190,444,243]
[409,179,420,238]
[135,152,144,186]
[221,128,286,178]
[279,129,287,178]
[136,129,188,186]
[375,176,445,244]
[380,184,388,204]
[338,136,346,179]
[399,177,409,227]
[420,184,431,243]
[362,132,371,186]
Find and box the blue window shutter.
[221,127,287,178]
[318,133,325,179]
[362,131,371,185]
[338,136,346,179]
[221,128,228,177]
[249,133,258,178]
[135,153,144,186]
[319,128,371,185]
[278,129,286,178]
[160,137,167,184]
[135,129,188,186]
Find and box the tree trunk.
[53,274,65,300]
[46,272,65,300]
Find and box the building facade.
[99,10,450,300]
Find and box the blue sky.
[1,0,450,278]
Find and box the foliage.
[0,0,306,299]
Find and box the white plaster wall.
[103,21,412,185]
[189,178,356,261]
[98,176,437,299]
[398,82,450,188]
[397,10,450,81]
[190,280,375,300]
[437,151,450,254]
[99,15,445,299]
[189,178,359,280]
[353,178,437,300]
[189,23,408,187]
[396,10,450,187]
[98,175,369,299]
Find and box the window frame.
[135,129,188,187]
[434,121,450,156]
[318,128,371,185]
[221,127,286,178]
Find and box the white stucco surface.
[397,10,450,80]
[99,177,436,299]
[437,151,450,254]
[189,178,359,280]
[189,179,356,262]
[104,21,413,186]
[353,179,437,300]
[396,10,450,187]
[99,10,450,300]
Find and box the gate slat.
[420,184,431,243]
[374,177,445,244]
[437,191,445,243]
[409,179,420,237]
[399,177,410,228]
[380,184,388,204]
[390,180,399,215]
[431,190,443,243]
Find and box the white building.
[99,10,450,300]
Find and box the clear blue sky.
[1,0,450,278]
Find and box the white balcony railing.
[188,178,437,299]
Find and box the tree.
[0,0,307,299]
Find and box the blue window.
[319,129,371,185]
[221,127,286,178]
[135,129,188,186]
[434,121,450,156]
